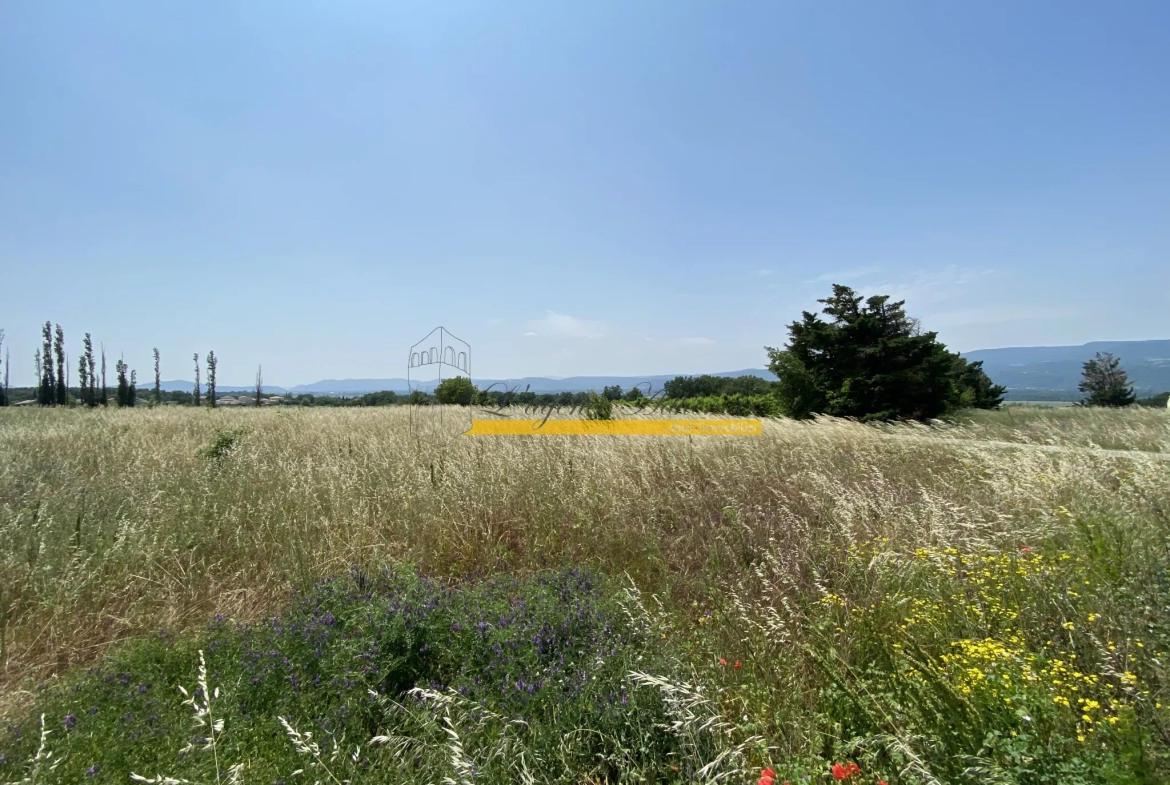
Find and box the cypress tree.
[153,348,161,405]
[0,330,6,407]
[40,321,55,406]
[129,369,138,407]
[255,365,263,406]
[206,351,217,408]
[100,346,108,406]
[193,353,201,406]
[54,324,66,405]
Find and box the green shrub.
[0,568,739,784]
[198,427,246,461]
[585,391,614,420]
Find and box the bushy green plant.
[0,568,739,784]
[585,391,613,420]
[199,428,246,461]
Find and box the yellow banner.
[466,419,762,436]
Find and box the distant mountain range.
[154,340,1170,399]
[964,339,1170,395]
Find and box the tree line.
[1,290,1161,417]
[0,320,262,408]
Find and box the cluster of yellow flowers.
[827,539,1166,745]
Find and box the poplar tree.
[129,369,138,407]
[0,330,6,407]
[153,348,162,405]
[83,334,97,407]
[206,351,217,408]
[40,322,55,406]
[100,346,108,406]
[193,353,201,406]
[54,324,66,405]
[255,365,263,406]
[78,351,90,407]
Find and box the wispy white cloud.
[755,269,773,277]
[866,266,997,306]
[524,311,606,339]
[522,331,537,336]
[486,317,506,326]
[678,337,716,346]
[805,265,882,284]
[929,304,1080,327]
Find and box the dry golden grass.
[1,405,1168,724]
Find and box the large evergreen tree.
[54,324,66,405]
[254,365,263,406]
[766,284,1000,421]
[952,355,1007,410]
[1078,352,1136,407]
[129,369,138,407]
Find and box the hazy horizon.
[3,2,1168,387]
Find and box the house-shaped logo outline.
[407,326,472,444]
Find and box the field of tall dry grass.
[1,405,1168,783]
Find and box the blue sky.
[2,1,1168,387]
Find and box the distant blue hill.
[157,381,290,394]
[155,341,1170,399]
[963,339,1170,395]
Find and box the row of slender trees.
[0,321,263,408]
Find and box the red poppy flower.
[734,661,742,669]
[758,776,773,785]
[1020,546,1032,553]
[831,762,861,780]
[758,766,776,785]
[719,658,727,666]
